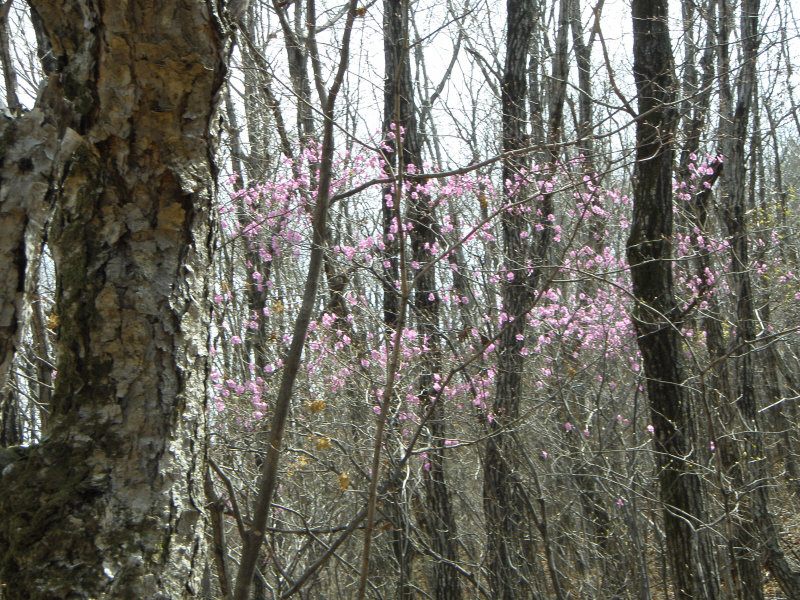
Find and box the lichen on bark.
[0,2,231,597]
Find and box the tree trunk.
[381,1,416,596]
[717,1,800,597]
[483,1,542,598]
[233,2,360,596]
[271,0,314,144]
[569,0,595,170]
[627,1,720,598]
[0,1,21,115]
[383,1,463,597]
[0,1,228,596]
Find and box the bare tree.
[627,0,720,598]
[717,0,800,596]
[482,0,544,598]
[231,0,361,597]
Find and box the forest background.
[1,0,800,598]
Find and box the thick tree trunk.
[627,1,720,599]
[0,2,228,597]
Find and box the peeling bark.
[0,2,229,597]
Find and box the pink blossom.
[565,421,573,432]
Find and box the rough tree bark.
[0,1,229,597]
[626,1,720,598]
[715,1,765,597]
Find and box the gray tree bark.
[0,1,229,597]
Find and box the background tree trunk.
[483,1,542,598]
[383,2,463,596]
[627,1,720,598]
[717,1,800,596]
